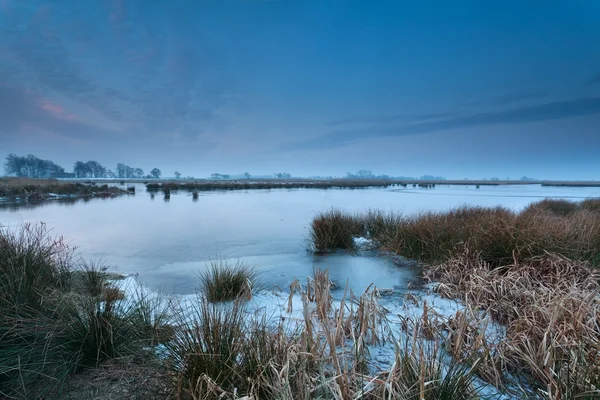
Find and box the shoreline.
[0,177,131,204]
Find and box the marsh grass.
[309,208,363,252]
[0,224,165,398]
[169,269,487,400]
[198,260,257,302]
[145,179,400,193]
[310,199,600,266]
[308,199,600,398]
[0,177,126,201]
[424,249,600,398]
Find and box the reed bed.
[0,177,127,201]
[310,200,600,266]
[0,224,166,399]
[309,198,600,398]
[169,268,489,400]
[145,180,401,193]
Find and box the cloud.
[328,112,464,127]
[0,84,123,142]
[0,1,239,144]
[285,96,600,150]
[463,91,546,107]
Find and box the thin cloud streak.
[286,96,600,150]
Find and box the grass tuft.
[0,224,168,398]
[309,208,363,252]
[198,260,257,303]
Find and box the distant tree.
[174,171,181,179]
[521,176,537,181]
[116,163,143,179]
[210,173,222,180]
[357,169,374,179]
[4,154,65,178]
[107,170,117,179]
[273,172,291,179]
[150,168,162,179]
[134,168,144,178]
[243,172,251,179]
[88,161,106,178]
[73,161,86,178]
[490,177,500,181]
[116,163,126,179]
[74,161,106,178]
[222,174,230,180]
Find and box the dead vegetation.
[309,198,600,398]
[0,177,127,202]
[168,269,489,400]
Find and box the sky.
[1,0,599,180]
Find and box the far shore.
[72,177,600,188]
[0,177,131,203]
[1,176,599,204]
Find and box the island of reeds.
[0,177,130,203]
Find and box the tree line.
[4,154,166,180]
[4,154,65,179]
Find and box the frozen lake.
[2,184,599,295]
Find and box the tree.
[211,173,222,180]
[273,172,291,179]
[222,174,230,180]
[134,168,144,178]
[4,154,65,178]
[116,163,126,179]
[357,169,374,179]
[243,172,251,179]
[4,154,27,176]
[174,171,181,179]
[150,168,162,179]
[73,161,86,178]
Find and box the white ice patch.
[111,272,516,398]
[353,236,375,250]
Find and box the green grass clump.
[199,260,257,302]
[0,224,165,398]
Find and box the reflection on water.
[1,184,599,295]
[0,195,122,212]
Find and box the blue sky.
[1,0,599,179]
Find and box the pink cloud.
[39,99,78,121]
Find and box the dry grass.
[0,177,126,201]
[424,249,600,398]
[309,209,364,252]
[310,199,600,266]
[308,199,600,398]
[168,268,488,399]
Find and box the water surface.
[2,184,598,295]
